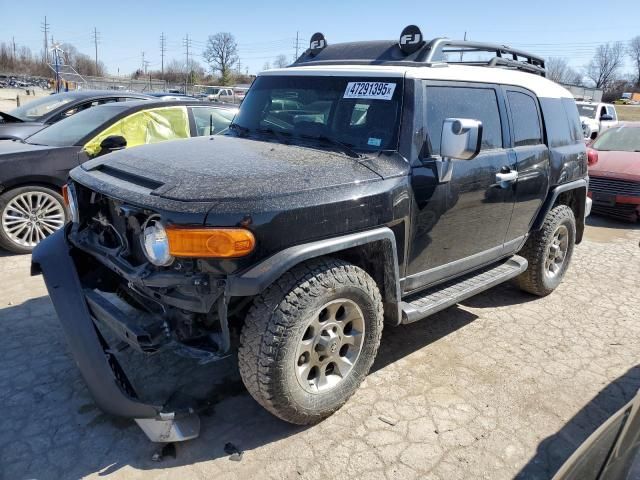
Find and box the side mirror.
[440,118,483,161]
[600,114,613,121]
[99,135,127,153]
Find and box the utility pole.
[294,31,300,61]
[41,16,50,63]
[237,58,241,75]
[141,51,145,73]
[92,27,100,76]
[160,32,166,79]
[183,34,192,94]
[12,36,16,62]
[459,31,467,62]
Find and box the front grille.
[589,176,640,197]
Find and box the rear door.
[502,87,549,248]
[406,82,516,289]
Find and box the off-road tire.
[516,205,576,296]
[238,258,384,425]
[0,185,67,254]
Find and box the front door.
[405,83,515,291]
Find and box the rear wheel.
[238,258,383,424]
[516,205,576,296]
[0,186,67,254]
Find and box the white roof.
[260,64,573,100]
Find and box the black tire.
[238,258,384,425]
[516,205,576,296]
[0,185,67,254]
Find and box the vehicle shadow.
[0,294,477,479]
[586,214,639,230]
[515,365,640,479]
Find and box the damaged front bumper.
[32,228,202,442]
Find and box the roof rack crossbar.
[423,38,546,76]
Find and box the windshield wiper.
[299,134,361,158]
[255,127,293,144]
[228,122,250,136]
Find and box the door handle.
[496,169,518,188]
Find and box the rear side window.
[506,91,542,146]
[540,98,573,147]
[426,85,502,155]
[562,98,583,142]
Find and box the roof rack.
[293,26,546,77]
[424,38,546,76]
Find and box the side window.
[539,98,573,147]
[506,91,542,147]
[425,85,503,155]
[83,106,190,156]
[191,107,234,135]
[607,106,617,120]
[562,98,583,142]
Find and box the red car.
[587,123,640,222]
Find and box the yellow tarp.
[84,106,190,156]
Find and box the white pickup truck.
[576,101,619,140]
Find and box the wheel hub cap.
[295,299,365,394]
[1,192,65,248]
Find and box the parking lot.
[1,216,639,480]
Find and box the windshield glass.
[591,125,640,152]
[204,87,221,95]
[577,104,598,119]
[232,75,403,152]
[27,104,128,146]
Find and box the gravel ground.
[0,215,638,480]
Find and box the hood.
[0,140,56,159]
[589,150,640,182]
[80,135,383,202]
[0,122,47,141]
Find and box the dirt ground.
[1,215,639,480]
[0,87,48,113]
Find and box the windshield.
[204,87,221,95]
[591,125,640,152]
[27,104,128,147]
[232,75,403,152]
[577,104,598,119]
[9,94,75,121]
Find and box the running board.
[400,255,528,324]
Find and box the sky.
[0,0,638,78]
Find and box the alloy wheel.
[1,191,65,248]
[295,299,365,394]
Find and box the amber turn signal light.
[61,184,70,206]
[166,227,256,258]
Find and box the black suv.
[33,27,590,442]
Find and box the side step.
[400,255,528,324]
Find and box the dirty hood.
[80,135,383,202]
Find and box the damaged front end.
[32,184,238,442]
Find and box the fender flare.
[532,178,588,232]
[226,227,402,323]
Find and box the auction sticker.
[343,82,396,100]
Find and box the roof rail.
[424,38,546,76]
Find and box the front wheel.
[238,258,384,425]
[516,205,576,296]
[0,186,67,254]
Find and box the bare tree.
[629,36,640,86]
[585,42,624,89]
[262,61,271,71]
[273,54,288,68]
[546,57,582,85]
[202,32,238,85]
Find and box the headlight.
[141,219,174,266]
